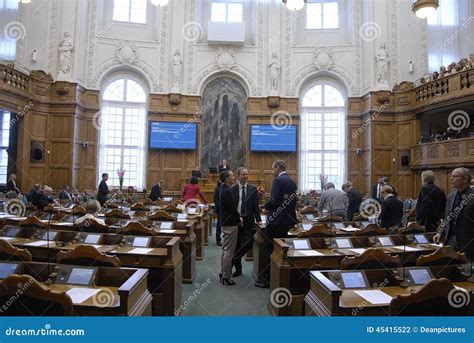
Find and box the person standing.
[318,182,348,219]
[232,167,262,277]
[415,170,446,232]
[379,185,403,233]
[434,168,474,261]
[214,179,223,246]
[256,160,297,288]
[182,176,208,203]
[219,170,241,286]
[97,173,109,206]
[342,181,363,220]
[150,180,163,201]
[218,159,230,173]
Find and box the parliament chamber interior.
[0,0,473,318]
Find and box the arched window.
[300,82,346,191]
[98,76,147,190]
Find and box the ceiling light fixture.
[412,0,439,19]
[151,0,169,7]
[282,0,306,12]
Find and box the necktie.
[240,185,246,216]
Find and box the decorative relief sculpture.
[58,32,74,76]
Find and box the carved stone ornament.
[415,147,423,160]
[169,93,182,106]
[427,145,439,159]
[30,70,53,82]
[216,48,236,70]
[312,47,335,70]
[267,96,280,108]
[445,143,460,158]
[115,41,138,65]
[56,85,70,96]
[397,95,410,106]
[376,95,390,105]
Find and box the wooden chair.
[130,203,149,211]
[398,221,426,234]
[56,245,121,267]
[352,213,363,221]
[70,205,86,216]
[389,278,471,316]
[0,239,32,261]
[416,246,469,267]
[143,198,155,206]
[147,210,177,222]
[163,204,182,213]
[0,275,74,316]
[318,213,343,223]
[105,209,130,219]
[26,203,38,211]
[353,223,388,237]
[340,248,401,270]
[297,224,335,238]
[117,221,157,236]
[75,219,112,234]
[299,206,318,215]
[18,216,48,229]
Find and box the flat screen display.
[336,238,352,249]
[68,268,95,285]
[5,227,20,237]
[42,231,58,241]
[408,268,432,285]
[84,234,101,244]
[306,214,315,220]
[334,223,345,230]
[0,263,19,279]
[414,234,429,244]
[133,237,150,247]
[250,125,297,152]
[341,272,367,288]
[292,239,310,250]
[150,122,197,150]
[378,236,394,246]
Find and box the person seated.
[379,185,403,233]
[218,159,230,173]
[26,184,41,203]
[6,174,21,194]
[5,191,18,199]
[59,185,73,202]
[182,176,208,203]
[74,200,105,226]
[31,186,58,210]
[150,180,163,201]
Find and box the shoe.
[216,241,222,246]
[232,270,242,277]
[218,273,223,282]
[255,281,270,288]
[221,278,236,286]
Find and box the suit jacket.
[213,184,222,213]
[415,182,446,232]
[150,184,162,201]
[372,182,398,200]
[439,187,474,261]
[218,164,230,173]
[379,195,403,229]
[372,183,383,201]
[31,192,52,210]
[231,183,262,226]
[265,173,297,227]
[347,187,363,218]
[97,180,109,204]
[219,184,240,226]
[59,190,72,201]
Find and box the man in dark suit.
[415,170,446,232]
[6,174,21,194]
[434,168,474,261]
[97,173,109,206]
[31,186,56,210]
[256,160,297,288]
[372,176,398,201]
[342,181,363,220]
[59,185,73,202]
[379,185,403,232]
[214,179,223,246]
[218,159,230,174]
[150,180,163,201]
[232,167,262,277]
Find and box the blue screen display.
[150,122,197,150]
[250,125,297,152]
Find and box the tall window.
[306,0,339,29]
[427,0,460,71]
[113,0,147,24]
[0,111,10,184]
[211,0,243,23]
[300,83,346,191]
[0,0,19,60]
[99,77,147,189]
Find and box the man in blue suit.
[256,160,297,288]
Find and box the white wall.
[13,0,473,98]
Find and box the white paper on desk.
[392,246,420,251]
[159,229,176,234]
[298,250,324,256]
[177,204,186,211]
[350,248,367,255]
[340,226,360,232]
[128,248,154,254]
[53,222,73,226]
[177,213,187,219]
[163,197,173,201]
[66,288,100,304]
[160,222,173,229]
[302,223,313,231]
[7,217,27,221]
[354,290,393,305]
[0,237,15,241]
[177,219,187,222]
[24,240,55,247]
[429,243,444,248]
[187,208,197,214]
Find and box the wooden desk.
[0,261,152,316]
[304,265,474,316]
[269,235,439,316]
